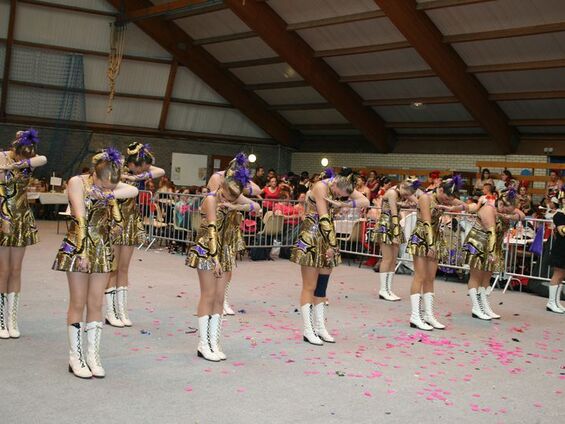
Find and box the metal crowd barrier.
[136,193,560,292]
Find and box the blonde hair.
[92,148,123,184]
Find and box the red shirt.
[262,186,282,209]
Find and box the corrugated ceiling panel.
[280,109,348,125]
[167,103,268,138]
[498,99,565,119]
[425,0,565,35]
[15,3,112,52]
[324,49,430,75]
[297,18,404,51]
[47,0,115,13]
[519,126,565,134]
[268,0,378,24]
[122,25,172,60]
[204,37,276,62]
[372,104,473,122]
[84,56,170,96]
[395,128,487,135]
[255,87,326,104]
[10,46,78,86]
[454,32,565,66]
[87,95,162,128]
[14,3,171,60]
[231,63,303,84]
[477,69,565,92]
[6,85,68,120]
[349,78,452,100]
[171,66,227,103]
[176,9,250,40]
[0,1,10,38]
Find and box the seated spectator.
[499,169,518,191]
[366,170,380,201]
[426,170,442,192]
[474,168,494,196]
[261,176,282,209]
[174,189,194,228]
[517,184,534,215]
[355,175,371,198]
[546,169,563,204]
[299,171,310,190]
[266,168,277,181]
[273,190,304,226]
[253,166,266,188]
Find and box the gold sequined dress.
[371,189,405,245]
[462,208,510,272]
[186,201,234,272]
[112,173,146,246]
[53,176,117,273]
[290,189,341,268]
[0,152,38,247]
[407,193,444,257]
[226,210,246,257]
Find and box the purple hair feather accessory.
[235,152,248,166]
[104,147,123,165]
[139,143,152,159]
[324,167,335,179]
[234,167,251,187]
[17,128,40,146]
[411,179,421,190]
[451,174,463,190]
[506,187,517,201]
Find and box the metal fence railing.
[136,193,562,292]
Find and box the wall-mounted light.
[410,101,425,110]
[321,157,329,167]
[248,153,257,163]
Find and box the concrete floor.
[2,221,564,424]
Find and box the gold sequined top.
[113,168,146,246]
[53,175,117,273]
[0,151,38,247]
[290,180,341,268]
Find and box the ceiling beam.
[225,0,392,152]
[192,1,496,46]
[316,41,412,59]
[5,78,233,109]
[2,114,275,145]
[0,0,16,118]
[120,0,224,22]
[416,0,496,10]
[490,90,565,101]
[268,103,334,111]
[340,69,436,83]
[271,91,565,110]
[341,58,565,83]
[0,38,172,65]
[221,57,284,69]
[469,58,565,73]
[286,10,386,31]
[193,31,256,46]
[444,21,565,43]
[106,0,299,148]
[159,60,178,131]
[387,121,480,128]
[18,0,116,17]
[374,1,519,152]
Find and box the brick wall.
[291,152,548,176]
